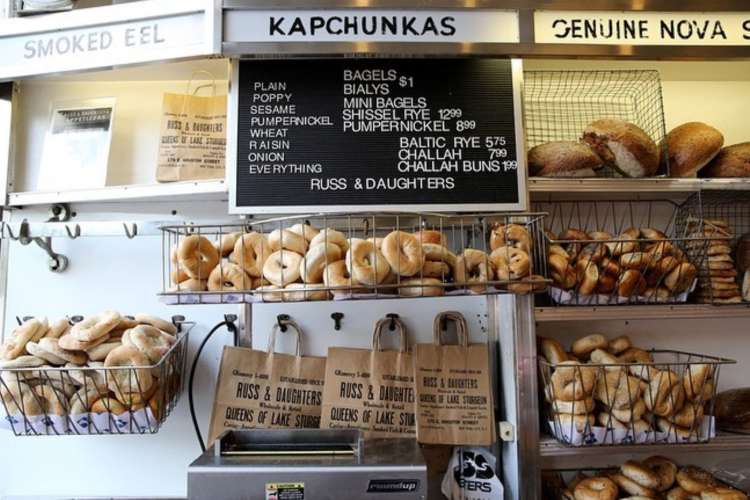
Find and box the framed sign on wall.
[228,58,527,214]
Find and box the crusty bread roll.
[582,119,660,178]
[665,122,724,178]
[528,141,602,177]
[702,142,750,177]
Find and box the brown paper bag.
[320,317,416,439]
[156,72,227,182]
[415,312,495,445]
[208,319,326,444]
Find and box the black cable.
[188,317,238,452]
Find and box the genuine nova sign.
[535,11,750,46]
[224,9,520,44]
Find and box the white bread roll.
[666,122,724,178]
[582,119,660,178]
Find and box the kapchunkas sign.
[0,0,215,80]
[224,9,519,44]
[535,11,750,46]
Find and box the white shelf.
[7,179,227,206]
[528,177,750,195]
[535,304,750,322]
[0,0,218,80]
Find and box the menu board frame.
[227,58,528,214]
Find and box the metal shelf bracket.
[12,204,71,273]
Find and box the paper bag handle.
[433,311,469,347]
[268,318,302,356]
[184,70,217,96]
[372,317,408,353]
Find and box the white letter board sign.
[228,59,527,214]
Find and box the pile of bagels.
[544,456,747,500]
[547,226,697,303]
[539,334,715,441]
[0,312,179,419]
[169,222,545,300]
[529,119,750,178]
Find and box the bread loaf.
[582,119,660,178]
[665,122,724,178]
[737,233,750,273]
[528,141,603,177]
[702,142,750,177]
[715,388,750,431]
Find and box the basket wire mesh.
[0,316,191,436]
[676,191,750,305]
[524,69,668,177]
[539,350,735,447]
[159,212,549,304]
[534,200,709,306]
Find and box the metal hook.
[65,224,81,240]
[331,312,344,331]
[123,222,138,239]
[70,315,84,324]
[4,224,19,241]
[277,314,290,333]
[385,313,399,331]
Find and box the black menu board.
[231,58,524,213]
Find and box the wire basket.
[676,191,750,305]
[159,212,550,304]
[524,70,667,177]
[539,350,735,447]
[0,316,191,436]
[534,200,709,306]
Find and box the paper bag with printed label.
[415,312,494,446]
[156,73,226,182]
[320,317,416,439]
[208,319,325,444]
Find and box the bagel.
[507,274,547,294]
[548,244,571,261]
[622,460,661,490]
[539,337,568,365]
[609,472,657,498]
[559,228,590,258]
[701,487,748,500]
[91,397,127,415]
[27,316,50,342]
[37,338,87,365]
[281,283,330,302]
[262,250,303,286]
[454,249,494,293]
[171,267,190,285]
[676,466,718,494]
[576,257,600,295]
[70,311,121,342]
[310,228,349,253]
[549,253,576,289]
[645,240,675,260]
[1,382,42,415]
[645,370,685,417]
[178,234,220,279]
[590,348,623,371]
[268,228,308,255]
[606,228,641,256]
[382,231,424,277]
[683,364,713,401]
[397,278,444,297]
[255,285,283,302]
[413,229,446,246]
[608,335,632,355]
[134,314,177,336]
[665,262,697,292]
[128,325,174,364]
[171,278,207,292]
[104,345,154,395]
[573,477,618,500]
[617,269,647,298]
[300,242,342,283]
[24,341,66,365]
[421,260,451,278]
[208,262,252,291]
[643,286,672,303]
[650,256,680,282]
[595,371,642,409]
[422,243,457,268]
[669,402,704,429]
[490,223,532,253]
[552,361,595,401]
[554,412,595,432]
[217,232,240,257]
[551,397,595,415]
[572,334,608,359]
[667,486,697,500]
[288,223,320,243]
[620,252,655,271]
[600,256,621,277]
[490,246,531,280]
[69,387,105,415]
[608,398,647,422]
[33,384,66,415]
[232,232,271,278]
[45,318,71,340]
[643,456,677,492]
[345,239,390,286]
[1,318,45,360]
[322,260,354,289]
[597,273,618,294]
[85,341,121,362]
